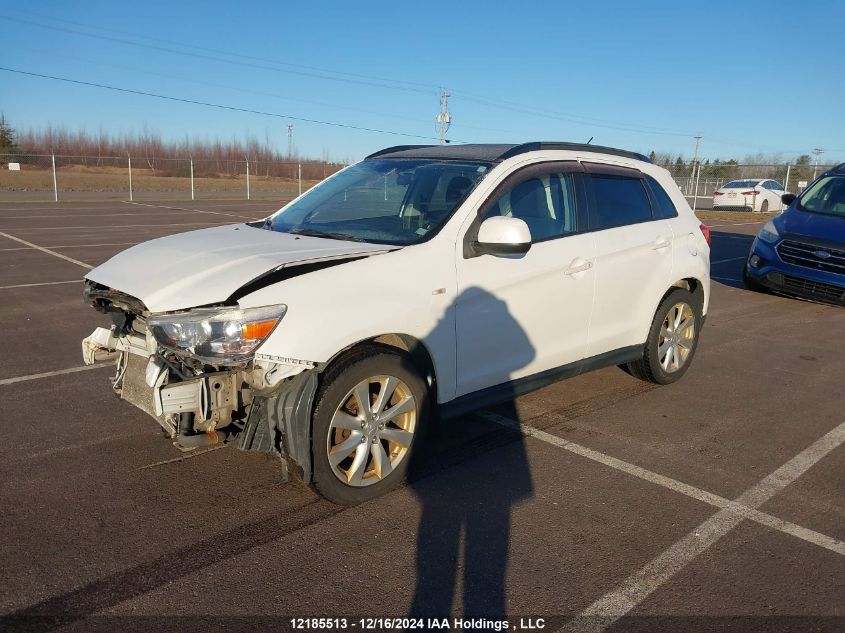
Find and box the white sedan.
[713,179,786,212]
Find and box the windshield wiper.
[289,227,367,242]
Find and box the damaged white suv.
[82,142,711,505]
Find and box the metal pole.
[691,162,702,213]
[811,148,823,180]
[689,134,702,195]
[51,153,58,202]
[782,164,791,211]
[246,159,250,200]
[128,154,133,201]
[298,162,302,196]
[190,157,195,201]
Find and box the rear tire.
[760,199,769,213]
[311,346,429,505]
[628,288,702,385]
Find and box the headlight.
[758,220,780,243]
[147,304,286,365]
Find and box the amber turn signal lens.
[242,318,279,340]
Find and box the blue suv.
[744,163,845,305]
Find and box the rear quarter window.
[645,175,679,219]
[589,175,653,230]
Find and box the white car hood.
[85,224,396,312]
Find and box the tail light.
[699,223,712,247]
[741,190,759,195]
[713,191,724,196]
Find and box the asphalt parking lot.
[0,200,843,633]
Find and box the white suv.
[82,142,711,505]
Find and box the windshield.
[723,180,760,189]
[798,176,845,217]
[263,158,491,245]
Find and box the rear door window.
[588,175,654,230]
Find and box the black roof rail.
[365,145,434,159]
[829,162,845,174]
[364,142,651,163]
[498,142,651,163]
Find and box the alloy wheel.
[658,302,696,373]
[326,375,417,486]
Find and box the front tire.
[311,346,429,505]
[628,288,702,385]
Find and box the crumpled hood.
[85,224,396,312]
[779,208,845,244]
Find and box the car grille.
[777,240,845,275]
[770,273,845,303]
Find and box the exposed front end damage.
[82,283,321,482]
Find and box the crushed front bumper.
[82,326,320,480]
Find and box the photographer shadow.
[408,287,535,620]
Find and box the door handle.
[564,259,593,275]
[651,237,671,251]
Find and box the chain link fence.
[1,152,839,210]
[663,161,837,212]
[0,153,345,202]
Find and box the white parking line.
[0,280,82,290]
[706,221,766,227]
[0,363,111,386]
[480,411,845,556]
[139,445,226,469]
[31,242,138,250]
[710,256,747,265]
[0,231,93,269]
[124,201,261,221]
[0,221,231,231]
[546,419,845,633]
[0,212,216,219]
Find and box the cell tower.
[287,124,294,157]
[436,89,451,145]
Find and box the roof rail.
[364,142,651,163]
[365,145,433,159]
[498,142,651,163]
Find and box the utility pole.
[690,134,702,197]
[436,89,451,145]
[287,124,294,158]
[812,148,824,180]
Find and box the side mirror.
[781,193,796,205]
[474,216,532,256]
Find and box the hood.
[85,224,397,312]
[779,208,845,245]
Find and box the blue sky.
[1,0,843,162]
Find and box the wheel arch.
[670,277,706,309]
[639,277,707,344]
[323,333,439,403]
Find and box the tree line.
[0,117,344,180]
[647,150,828,184]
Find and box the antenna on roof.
[587,137,593,144]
